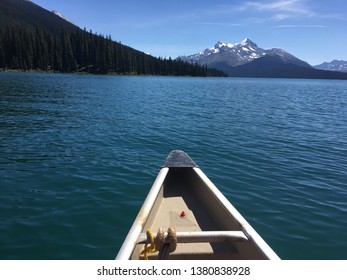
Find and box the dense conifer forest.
[0,0,226,76]
[0,24,226,76]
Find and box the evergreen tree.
[0,46,5,68]
[61,30,76,72]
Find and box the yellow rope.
[140,229,157,260]
[167,227,177,253]
[140,228,177,260]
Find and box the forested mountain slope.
[0,0,226,76]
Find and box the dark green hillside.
[0,0,78,34]
[0,0,226,76]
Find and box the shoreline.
[0,68,223,78]
[2,68,347,80]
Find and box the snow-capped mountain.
[314,60,347,72]
[179,38,265,67]
[178,38,311,69]
[51,10,74,24]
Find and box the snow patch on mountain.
[51,10,74,24]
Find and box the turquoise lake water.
[1,72,346,259]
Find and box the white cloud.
[273,24,328,28]
[237,0,315,19]
[239,0,310,13]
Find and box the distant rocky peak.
[314,60,347,72]
[240,38,257,47]
[213,41,234,49]
[213,38,257,49]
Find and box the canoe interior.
[130,168,267,260]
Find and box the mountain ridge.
[226,54,347,79]
[314,60,347,72]
[178,39,347,79]
[178,38,311,69]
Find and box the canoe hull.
[116,151,280,260]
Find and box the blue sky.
[33,0,347,65]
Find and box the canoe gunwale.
[116,167,169,260]
[192,167,280,260]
